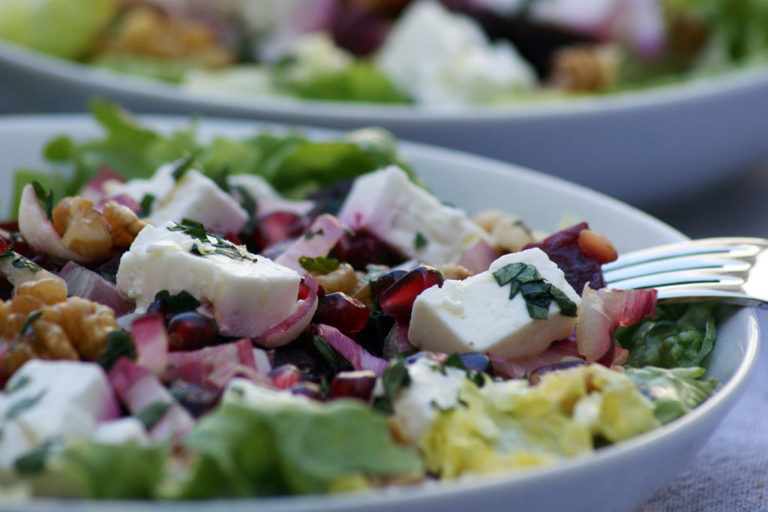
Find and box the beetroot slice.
[524,222,605,293]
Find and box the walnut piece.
[0,278,119,379]
[52,197,113,261]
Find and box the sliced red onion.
[59,261,135,315]
[314,324,389,376]
[275,214,349,273]
[17,184,85,263]
[490,338,580,379]
[254,276,319,348]
[382,321,415,360]
[131,314,169,377]
[108,358,195,444]
[82,167,125,204]
[576,285,657,364]
[458,239,498,274]
[624,0,666,57]
[164,339,270,390]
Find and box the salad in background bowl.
[0,105,758,511]
[2,1,768,207]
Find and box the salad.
[0,103,719,500]
[2,0,768,105]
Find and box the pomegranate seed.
[329,370,377,402]
[269,364,302,390]
[373,270,407,304]
[169,380,222,417]
[290,381,325,401]
[298,277,314,300]
[378,266,443,322]
[528,360,585,385]
[252,212,306,250]
[167,312,218,351]
[353,311,394,357]
[313,292,370,335]
[333,229,406,270]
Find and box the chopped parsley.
[170,154,196,181]
[18,311,43,338]
[11,255,42,273]
[98,329,137,371]
[136,401,172,430]
[304,229,324,240]
[32,180,54,220]
[168,219,209,243]
[168,220,258,263]
[154,290,201,314]
[5,390,46,420]
[312,335,350,373]
[492,262,578,320]
[373,358,411,414]
[414,232,428,251]
[439,353,486,388]
[14,442,54,475]
[299,256,340,273]
[4,375,31,394]
[139,194,155,216]
[230,183,258,230]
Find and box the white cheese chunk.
[408,248,581,359]
[227,174,314,217]
[116,222,305,337]
[223,378,310,408]
[390,356,466,444]
[0,360,118,468]
[377,0,536,105]
[337,166,489,265]
[92,418,149,445]
[107,163,248,234]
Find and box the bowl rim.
[3,38,768,122]
[0,113,759,512]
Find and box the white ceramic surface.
[0,115,759,512]
[3,40,768,208]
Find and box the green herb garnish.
[373,358,411,414]
[492,262,577,320]
[6,390,46,420]
[19,311,43,337]
[170,154,195,181]
[154,290,201,314]
[98,329,137,371]
[299,256,340,273]
[136,402,172,430]
[139,194,155,216]
[414,232,428,251]
[32,180,54,220]
[168,219,209,243]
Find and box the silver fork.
[602,237,768,308]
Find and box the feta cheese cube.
[116,222,307,338]
[0,360,119,468]
[337,166,489,265]
[223,378,311,408]
[389,356,467,444]
[228,174,314,217]
[408,248,581,359]
[377,1,536,105]
[107,163,248,234]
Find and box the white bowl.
[3,40,768,208]
[0,115,759,512]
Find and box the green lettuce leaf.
[275,60,411,104]
[172,400,423,498]
[617,303,717,368]
[43,441,170,499]
[625,366,718,424]
[9,101,412,218]
[0,0,116,59]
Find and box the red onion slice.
[59,261,135,315]
[315,323,389,376]
[17,184,85,263]
[131,314,169,377]
[576,285,657,363]
[109,358,195,444]
[490,338,580,379]
[255,276,319,348]
[275,214,349,272]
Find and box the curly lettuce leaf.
[617,303,717,368]
[172,400,423,498]
[625,366,718,424]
